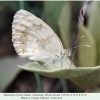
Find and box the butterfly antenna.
[71,45,91,50]
[69,35,84,49]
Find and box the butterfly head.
[53,49,71,63]
[66,49,71,57]
[60,49,71,57]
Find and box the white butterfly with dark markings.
[12,10,89,69]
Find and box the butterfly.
[12,10,89,69]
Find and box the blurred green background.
[0,1,100,93]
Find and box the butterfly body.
[52,49,71,63]
[12,10,71,66]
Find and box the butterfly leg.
[39,58,54,70]
[66,58,77,77]
[67,58,76,68]
[61,62,63,68]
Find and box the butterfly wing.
[12,10,64,62]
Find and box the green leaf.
[58,2,71,48]
[88,2,100,64]
[42,1,65,33]
[0,57,30,91]
[88,2,100,44]
[19,60,100,89]
[78,24,97,67]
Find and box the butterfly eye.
[67,49,71,57]
[60,52,62,55]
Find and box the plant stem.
[34,73,44,93]
[60,79,69,93]
[19,0,24,9]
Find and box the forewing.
[12,10,64,62]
